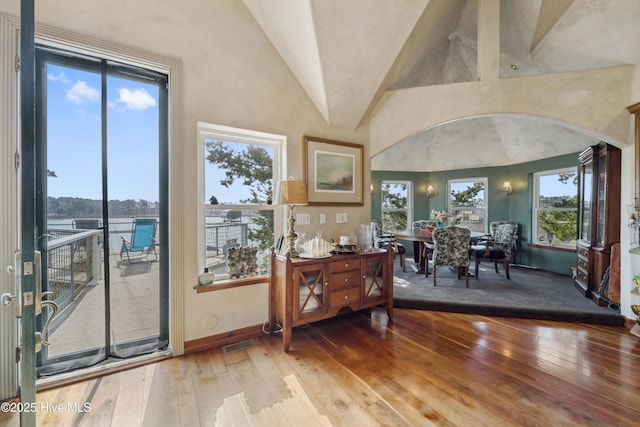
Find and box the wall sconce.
[370,184,375,194]
[426,185,435,198]
[503,181,513,196]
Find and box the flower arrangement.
[430,210,449,222]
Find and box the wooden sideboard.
[269,247,394,351]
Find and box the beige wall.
[622,65,640,319]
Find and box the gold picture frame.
[303,136,363,206]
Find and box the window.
[381,181,411,231]
[198,123,284,282]
[447,178,487,232]
[533,168,578,247]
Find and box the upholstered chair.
[431,226,471,287]
[489,221,518,261]
[470,223,517,279]
[411,220,437,264]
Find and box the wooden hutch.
[575,142,621,305]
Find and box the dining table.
[394,228,486,275]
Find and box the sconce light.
[426,185,435,198]
[503,181,513,196]
[370,184,375,194]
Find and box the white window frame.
[197,122,286,277]
[532,167,578,248]
[447,177,488,232]
[380,180,412,231]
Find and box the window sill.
[195,275,269,293]
[527,243,576,253]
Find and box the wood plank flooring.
[24,309,640,426]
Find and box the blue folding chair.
[120,218,158,262]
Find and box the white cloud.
[66,81,99,104]
[48,71,72,83]
[116,88,156,111]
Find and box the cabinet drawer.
[330,287,360,307]
[577,245,589,259]
[329,259,359,273]
[331,270,361,290]
[576,269,588,285]
[577,256,588,271]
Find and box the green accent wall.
[372,152,581,275]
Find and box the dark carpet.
[393,260,624,326]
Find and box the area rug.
[393,262,624,326]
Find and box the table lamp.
[279,179,308,257]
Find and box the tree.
[450,182,484,207]
[538,211,577,244]
[381,183,408,230]
[537,172,578,244]
[205,140,273,249]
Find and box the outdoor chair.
[72,218,102,230]
[470,223,516,279]
[431,226,471,287]
[120,218,158,263]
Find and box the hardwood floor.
[25,308,640,426]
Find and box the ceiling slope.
[244,0,639,171]
[244,0,429,129]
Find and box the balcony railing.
[205,222,248,268]
[45,229,101,314]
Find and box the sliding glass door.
[35,47,169,375]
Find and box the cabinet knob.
[344,278,348,282]
[362,275,366,279]
[325,282,329,286]
[344,263,349,268]
[344,295,348,300]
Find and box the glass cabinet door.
[580,155,593,243]
[293,264,327,320]
[595,150,608,247]
[362,255,386,302]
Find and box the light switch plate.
[319,213,326,224]
[336,213,348,224]
[296,213,311,225]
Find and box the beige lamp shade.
[279,180,308,205]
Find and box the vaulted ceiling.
[243,0,640,171]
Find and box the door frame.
[34,47,171,373]
[0,11,183,406]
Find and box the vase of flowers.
[430,210,449,227]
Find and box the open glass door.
[34,47,168,376]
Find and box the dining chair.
[489,220,518,262]
[411,220,437,263]
[372,219,406,271]
[431,226,471,287]
[470,223,517,279]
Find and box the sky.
[46,63,160,202]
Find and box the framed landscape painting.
[303,136,363,206]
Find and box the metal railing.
[205,223,248,256]
[45,229,101,313]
